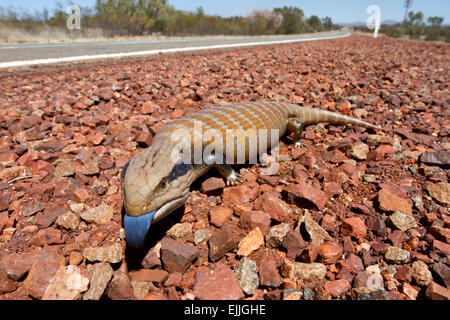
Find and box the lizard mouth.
[153,195,188,222]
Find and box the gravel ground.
[0,35,448,300]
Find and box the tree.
[274,6,305,34]
[404,11,425,39]
[307,15,323,32]
[247,9,281,35]
[427,16,443,27]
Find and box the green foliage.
[273,6,306,34]
[0,3,340,38]
[403,11,425,39]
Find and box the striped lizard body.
[121,101,381,248]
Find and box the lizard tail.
[293,106,382,130]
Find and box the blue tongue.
[123,210,157,248]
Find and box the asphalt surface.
[0,31,349,68]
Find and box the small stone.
[142,243,161,269]
[385,246,410,264]
[411,260,433,287]
[128,269,169,283]
[30,228,64,246]
[282,184,328,211]
[420,151,450,168]
[254,193,291,222]
[281,230,307,259]
[377,189,412,215]
[302,215,331,245]
[293,262,327,280]
[54,160,75,177]
[433,239,450,255]
[425,182,450,205]
[430,263,450,288]
[161,237,197,273]
[324,279,351,297]
[259,256,282,288]
[208,225,238,262]
[107,267,134,300]
[222,182,260,205]
[394,264,413,282]
[193,229,208,245]
[426,282,450,300]
[347,143,369,160]
[81,204,114,225]
[56,211,80,230]
[341,217,367,239]
[365,216,387,236]
[235,257,259,295]
[402,283,419,300]
[83,263,114,300]
[209,207,233,228]
[266,223,291,248]
[166,222,193,239]
[35,204,66,229]
[200,177,225,195]
[69,251,83,266]
[430,226,450,244]
[79,158,100,175]
[0,269,17,294]
[43,265,89,300]
[24,253,65,299]
[352,287,388,300]
[83,243,123,263]
[239,210,271,234]
[389,211,417,231]
[73,188,90,203]
[237,227,264,257]
[193,264,243,300]
[317,241,343,264]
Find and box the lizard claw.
[226,173,242,186]
[295,141,306,148]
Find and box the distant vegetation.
[0,0,340,42]
[353,10,449,43]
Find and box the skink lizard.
[121,101,381,248]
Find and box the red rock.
[208,225,238,262]
[237,227,264,256]
[239,210,271,234]
[298,244,320,263]
[282,184,328,211]
[209,206,233,228]
[97,88,113,101]
[24,253,65,299]
[73,187,90,203]
[377,189,412,215]
[193,264,243,300]
[222,181,260,205]
[345,253,364,273]
[0,269,17,294]
[106,266,134,300]
[164,272,183,287]
[430,226,450,244]
[141,101,156,114]
[0,251,42,281]
[142,245,161,269]
[35,203,66,229]
[144,290,167,300]
[257,174,280,186]
[433,239,450,255]
[200,177,225,195]
[426,282,450,300]
[30,228,64,246]
[317,241,343,264]
[0,195,9,211]
[160,237,197,273]
[135,131,153,147]
[0,151,18,166]
[281,230,307,259]
[324,149,348,164]
[254,193,291,222]
[324,279,351,297]
[259,256,282,288]
[128,269,169,283]
[341,217,367,239]
[395,265,413,282]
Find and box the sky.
[0,0,448,24]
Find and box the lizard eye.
[159,177,167,189]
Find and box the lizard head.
[120,144,194,248]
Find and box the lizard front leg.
[287,118,305,148]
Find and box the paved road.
[0,30,350,68]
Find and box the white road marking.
[0,32,350,69]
